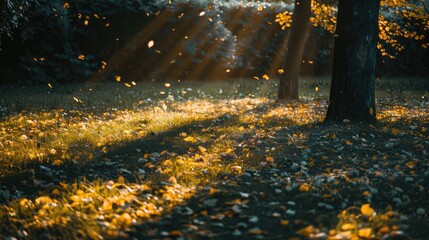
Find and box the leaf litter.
[0,81,428,239]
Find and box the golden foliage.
[275,0,429,58]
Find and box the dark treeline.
[0,0,427,84]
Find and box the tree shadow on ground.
[1,99,428,239]
[125,115,429,239]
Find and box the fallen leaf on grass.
[299,183,310,192]
[361,203,375,216]
[248,227,263,235]
[184,136,197,143]
[358,228,372,238]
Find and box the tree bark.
[278,0,311,100]
[325,0,380,123]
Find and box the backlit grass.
[0,78,428,239]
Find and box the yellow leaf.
[266,156,274,163]
[168,176,177,184]
[278,69,284,74]
[361,203,375,216]
[345,139,352,145]
[249,227,263,235]
[391,128,400,135]
[20,198,29,207]
[148,40,155,48]
[262,74,270,80]
[299,183,310,192]
[280,219,289,225]
[297,225,315,235]
[115,75,121,82]
[341,223,356,231]
[184,136,197,143]
[198,146,207,153]
[102,201,112,211]
[118,176,125,184]
[369,107,374,115]
[358,228,372,238]
[35,196,53,205]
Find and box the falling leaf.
[148,40,155,48]
[257,5,263,12]
[361,203,375,216]
[115,75,121,82]
[78,55,85,60]
[369,107,374,115]
[262,74,270,80]
[199,11,206,16]
[278,69,284,74]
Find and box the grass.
[0,77,428,239]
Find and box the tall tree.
[278,0,311,99]
[325,0,380,122]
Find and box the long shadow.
[0,99,279,201]
[1,98,428,238]
[127,117,429,239]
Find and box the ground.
[0,78,428,239]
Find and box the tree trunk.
[278,0,311,100]
[325,0,380,123]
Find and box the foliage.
[0,0,30,44]
[275,0,429,75]
[0,0,165,83]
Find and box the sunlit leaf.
[299,183,310,192]
[358,228,372,238]
[184,136,197,143]
[262,74,269,80]
[148,40,155,48]
[361,203,375,216]
[341,223,355,231]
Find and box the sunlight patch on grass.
[0,80,428,239]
